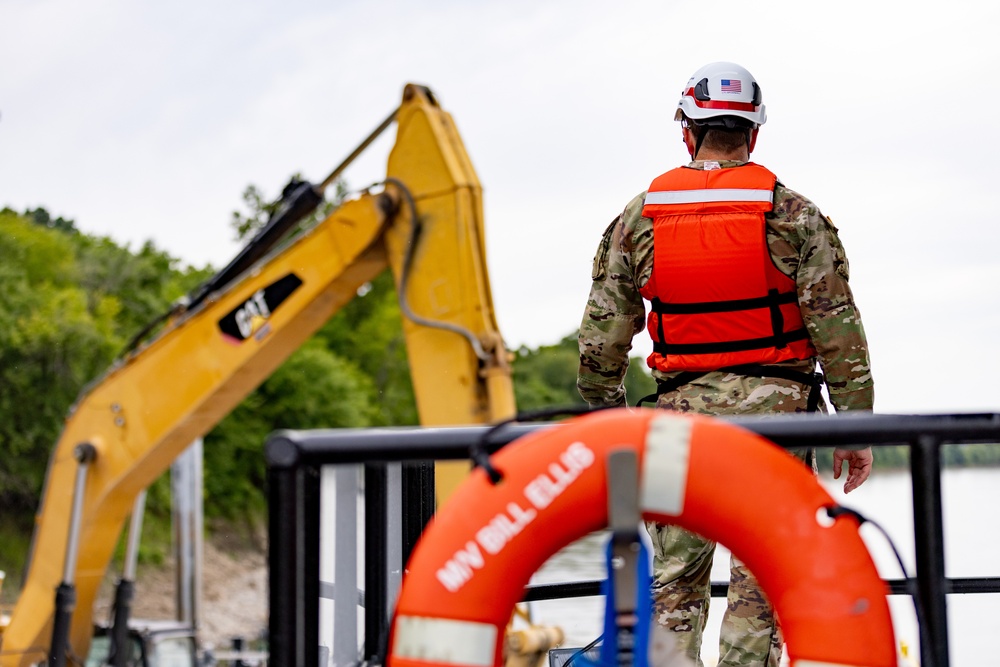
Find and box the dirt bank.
[93,537,269,650]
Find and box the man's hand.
[832,446,873,493]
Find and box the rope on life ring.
[387,408,896,667]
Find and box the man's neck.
[693,150,749,162]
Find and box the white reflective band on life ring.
[640,415,692,516]
[392,615,497,667]
[644,188,773,205]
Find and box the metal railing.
[265,411,1000,667]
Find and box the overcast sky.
[3,0,998,414]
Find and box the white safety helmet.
[675,62,766,129]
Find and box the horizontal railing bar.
[521,576,1000,602]
[945,576,1000,595]
[265,412,1000,469]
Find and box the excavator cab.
[84,620,195,667]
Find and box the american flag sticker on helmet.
[720,79,742,93]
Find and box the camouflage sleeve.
[577,194,649,408]
[772,187,874,411]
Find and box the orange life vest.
[638,163,816,372]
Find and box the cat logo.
[218,273,303,343]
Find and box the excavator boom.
[0,84,514,665]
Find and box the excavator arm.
[0,84,515,665]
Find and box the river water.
[526,467,1000,667]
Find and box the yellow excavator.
[0,84,524,666]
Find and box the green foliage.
[512,335,586,413]
[0,209,214,516]
[231,184,278,241]
[512,332,656,412]
[74,235,213,338]
[205,340,378,520]
[943,443,1000,467]
[18,206,79,234]
[314,271,418,426]
[0,514,34,605]
[0,211,121,511]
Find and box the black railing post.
[911,434,949,667]
[268,465,295,666]
[268,463,320,667]
[401,461,435,566]
[365,463,389,663]
[302,467,321,667]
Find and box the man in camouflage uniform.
[577,62,874,667]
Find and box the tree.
[204,340,376,521]
[512,333,656,412]
[0,209,211,519]
[513,335,587,412]
[22,206,78,234]
[74,235,213,341]
[230,177,350,242]
[0,212,120,514]
[313,271,418,426]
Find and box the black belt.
[635,363,824,413]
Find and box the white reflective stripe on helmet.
[644,188,773,206]
[392,616,497,667]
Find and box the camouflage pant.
[645,371,824,665]
[646,522,781,667]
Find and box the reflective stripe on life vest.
[386,409,896,667]
[643,187,773,205]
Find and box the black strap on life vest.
[650,289,807,354]
[635,363,825,413]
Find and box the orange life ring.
[387,408,896,667]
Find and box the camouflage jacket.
[577,160,874,415]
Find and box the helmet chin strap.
[694,131,707,160]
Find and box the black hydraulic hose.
[387,177,489,362]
